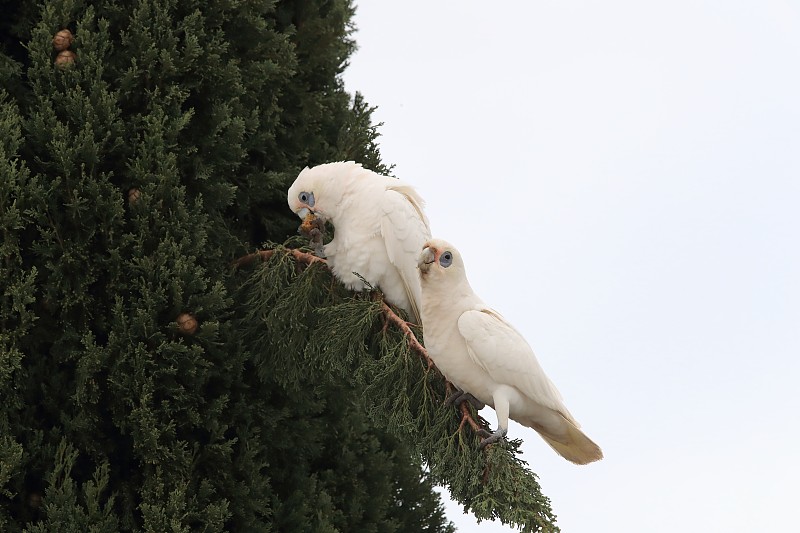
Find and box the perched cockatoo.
[287,161,431,323]
[418,239,603,464]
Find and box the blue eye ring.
[440,251,453,268]
[298,191,315,207]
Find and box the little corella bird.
[287,161,431,323]
[418,239,603,464]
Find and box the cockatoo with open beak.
[287,161,431,323]
[418,239,603,464]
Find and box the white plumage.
[418,239,603,464]
[287,162,431,323]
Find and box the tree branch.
[445,380,485,435]
[380,302,433,370]
[459,402,483,433]
[232,248,327,268]
[238,246,489,442]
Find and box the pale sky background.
[342,2,800,532]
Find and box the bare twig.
[459,402,483,433]
[232,248,327,269]
[445,382,487,439]
[381,302,433,370]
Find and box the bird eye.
[440,251,453,268]
[298,191,315,207]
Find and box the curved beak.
[296,206,312,219]
[418,246,436,273]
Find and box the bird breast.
[421,301,496,404]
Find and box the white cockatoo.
[418,239,603,464]
[287,161,431,323]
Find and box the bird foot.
[478,428,508,449]
[310,235,326,258]
[298,216,326,257]
[445,390,485,410]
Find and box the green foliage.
[0,66,36,533]
[338,92,393,176]
[242,251,560,532]
[1,0,454,532]
[24,440,118,533]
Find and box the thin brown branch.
[381,302,433,370]
[445,382,489,440]
[458,402,482,433]
[232,248,327,269]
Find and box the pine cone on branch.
[52,29,74,51]
[176,313,198,335]
[54,50,76,69]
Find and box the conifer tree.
[1,1,454,531]
[1,1,561,531]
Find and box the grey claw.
[444,389,462,406]
[461,393,485,410]
[478,428,508,449]
[445,390,485,410]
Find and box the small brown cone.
[54,50,76,69]
[28,492,43,509]
[176,313,198,335]
[128,187,141,205]
[52,29,74,51]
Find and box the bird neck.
[421,277,482,322]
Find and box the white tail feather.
[532,415,603,465]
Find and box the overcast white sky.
[343,2,800,532]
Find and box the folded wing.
[379,185,432,323]
[457,308,578,425]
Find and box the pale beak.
[418,247,436,273]
[296,207,311,219]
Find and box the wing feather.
[379,185,431,322]
[457,309,577,423]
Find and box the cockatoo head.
[287,161,363,223]
[417,239,466,283]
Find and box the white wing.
[379,184,431,323]
[457,308,577,424]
